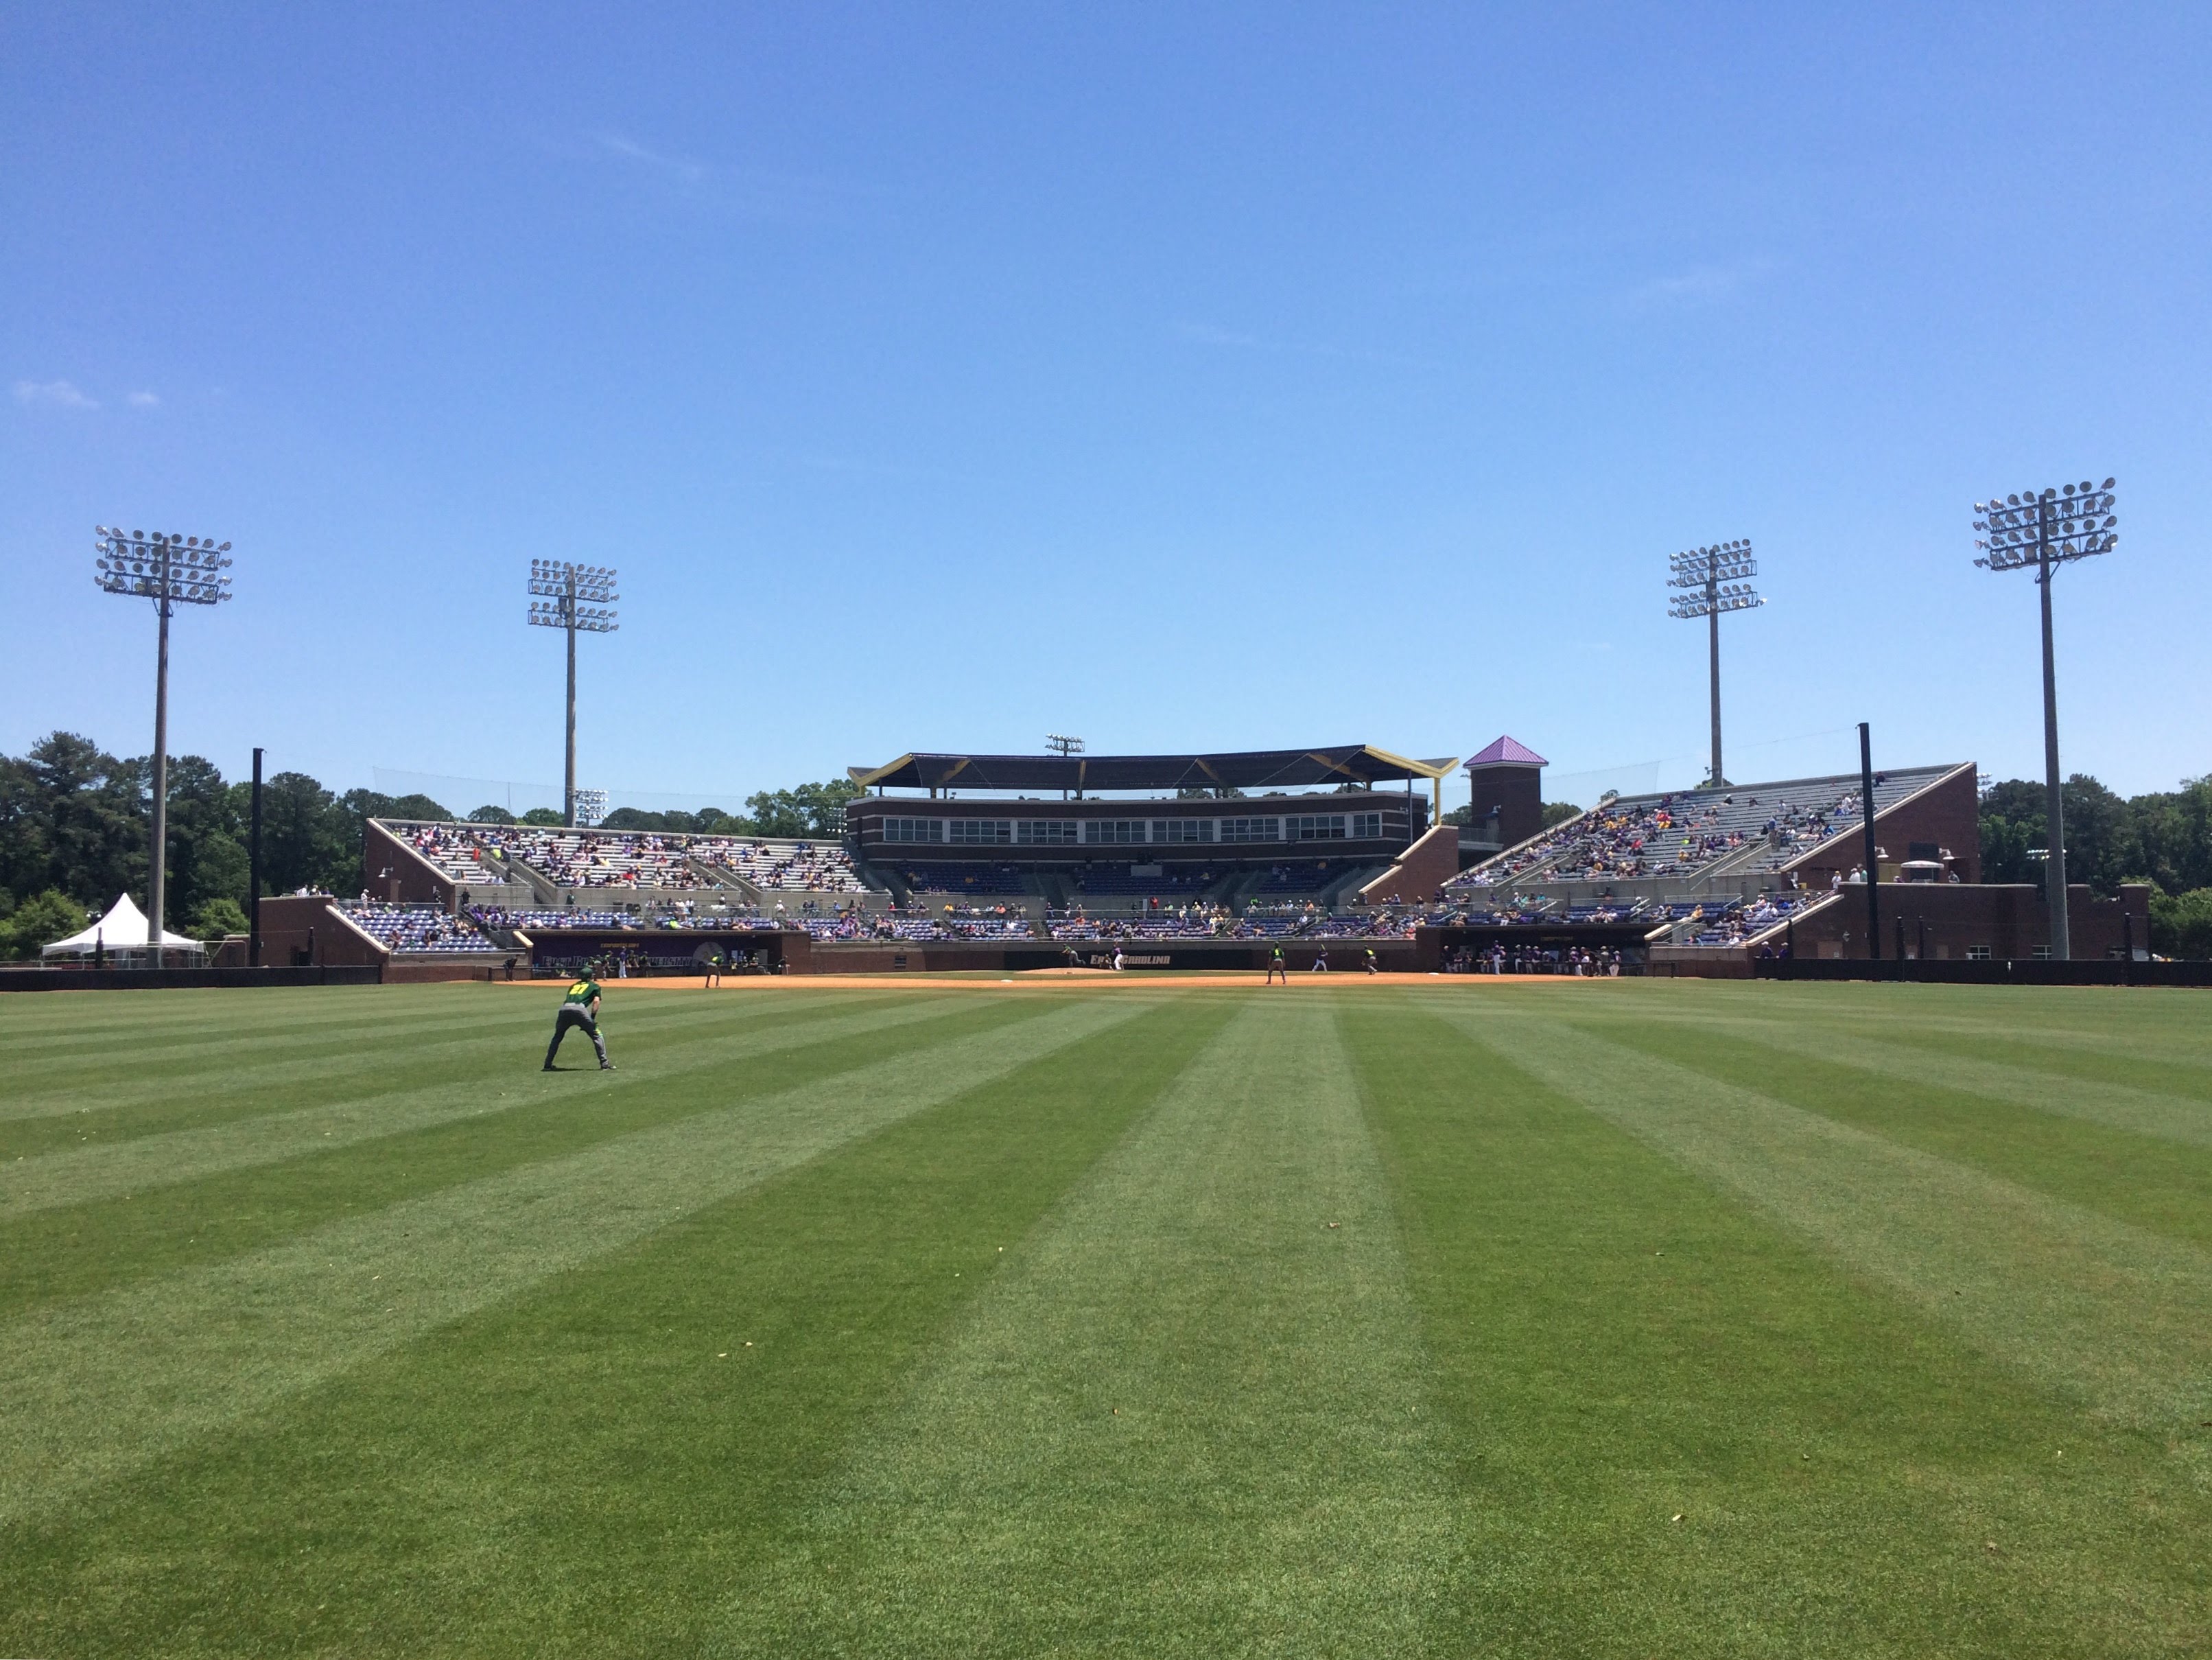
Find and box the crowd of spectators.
[391,821,867,893]
[404,823,514,886]
[696,838,867,893]
[1452,773,1933,893]
[340,902,496,953]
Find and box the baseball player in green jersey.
[1264,946,1287,985]
[544,973,615,1071]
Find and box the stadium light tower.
[1044,733,1085,756]
[527,560,619,826]
[1973,477,2117,963]
[95,526,234,963]
[1667,539,1763,788]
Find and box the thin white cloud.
[1172,321,1428,369]
[127,390,160,408]
[593,131,706,186]
[1621,259,1775,311]
[13,378,98,410]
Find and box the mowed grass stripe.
[0,993,951,1218]
[1343,1001,2212,1657]
[1669,1013,2212,1149]
[0,994,1144,1524]
[1581,981,2212,1066]
[717,994,1461,1658]
[3,1006,547,1099]
[0,996,1242,1658]
[1590,1017,2212,1253]
[0,994,1006,1316]
[1439,1003,2212,1429]
[0,985,856,1135]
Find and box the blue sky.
[5,3,2207,812]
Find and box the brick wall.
[1776,882,2150,962]
[1358,823,1460,904]
[1465,762,1544,851]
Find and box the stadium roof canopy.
[849,745,1460,794]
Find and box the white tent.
[41,893,204,959]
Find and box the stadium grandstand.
[250,737,2143,981]
[845,743,1461,909]
[368,819,873,907]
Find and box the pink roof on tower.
[1464,736,1549,769]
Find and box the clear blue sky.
[6,3,2207,812]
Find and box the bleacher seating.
[695,838,867,893]
[379,820,867,894]
[402,823,512,886]
[342,903,495,953]
[1448,767,1955,891]
[1246,863,1343,896]
[1074,866,1210,896]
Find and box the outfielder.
[544,972,616,1071]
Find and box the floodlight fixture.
[1666,537,1763,787]
[1044,733,1085,756]
[1970,476,2117,961]
[526,559,621,825]
[93,526,236,961]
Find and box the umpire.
[543,970,616,1071]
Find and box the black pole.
[249,747,264,968]
[1859,723,1880,961]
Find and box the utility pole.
[1860,723,1880,962]
[249,747,264,967]
[1974,478,2117,962]
[527,560,619,825]
[95,527,234,963]
[1667,539,1763,788]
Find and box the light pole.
[1973,478,2117,962]
[1667,539,1763,788]
[526,560,618,826]
[95,526,234,962]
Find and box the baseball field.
[3,974,2209,1656]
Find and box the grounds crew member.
[544,971,616,1071]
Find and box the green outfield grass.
[2,977,2209,1657]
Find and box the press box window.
[1151,820,1214,844]
[948,820,1011,845]
[883,818,944,844]
[1083,820,1148,845]
[1351,813,1382,839]
[1288,815,1348,841]
[1217,817,1282,843]
[1017,820,1077,845]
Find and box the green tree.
[163,754,249,922]
[3,733,147,907]
[1977,780,2047,887]
[260,772,351,895]
[743,779,861,839]
[0,888,93,959]
[467,804,517,825]
[1540,802,1583,830]
[2148,888,2212,959]
[520,807,566,826]
[187,896,251,939]
[2131,776,2212,894]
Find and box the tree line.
[0,730,860,957]
[1978,773,2212,957]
